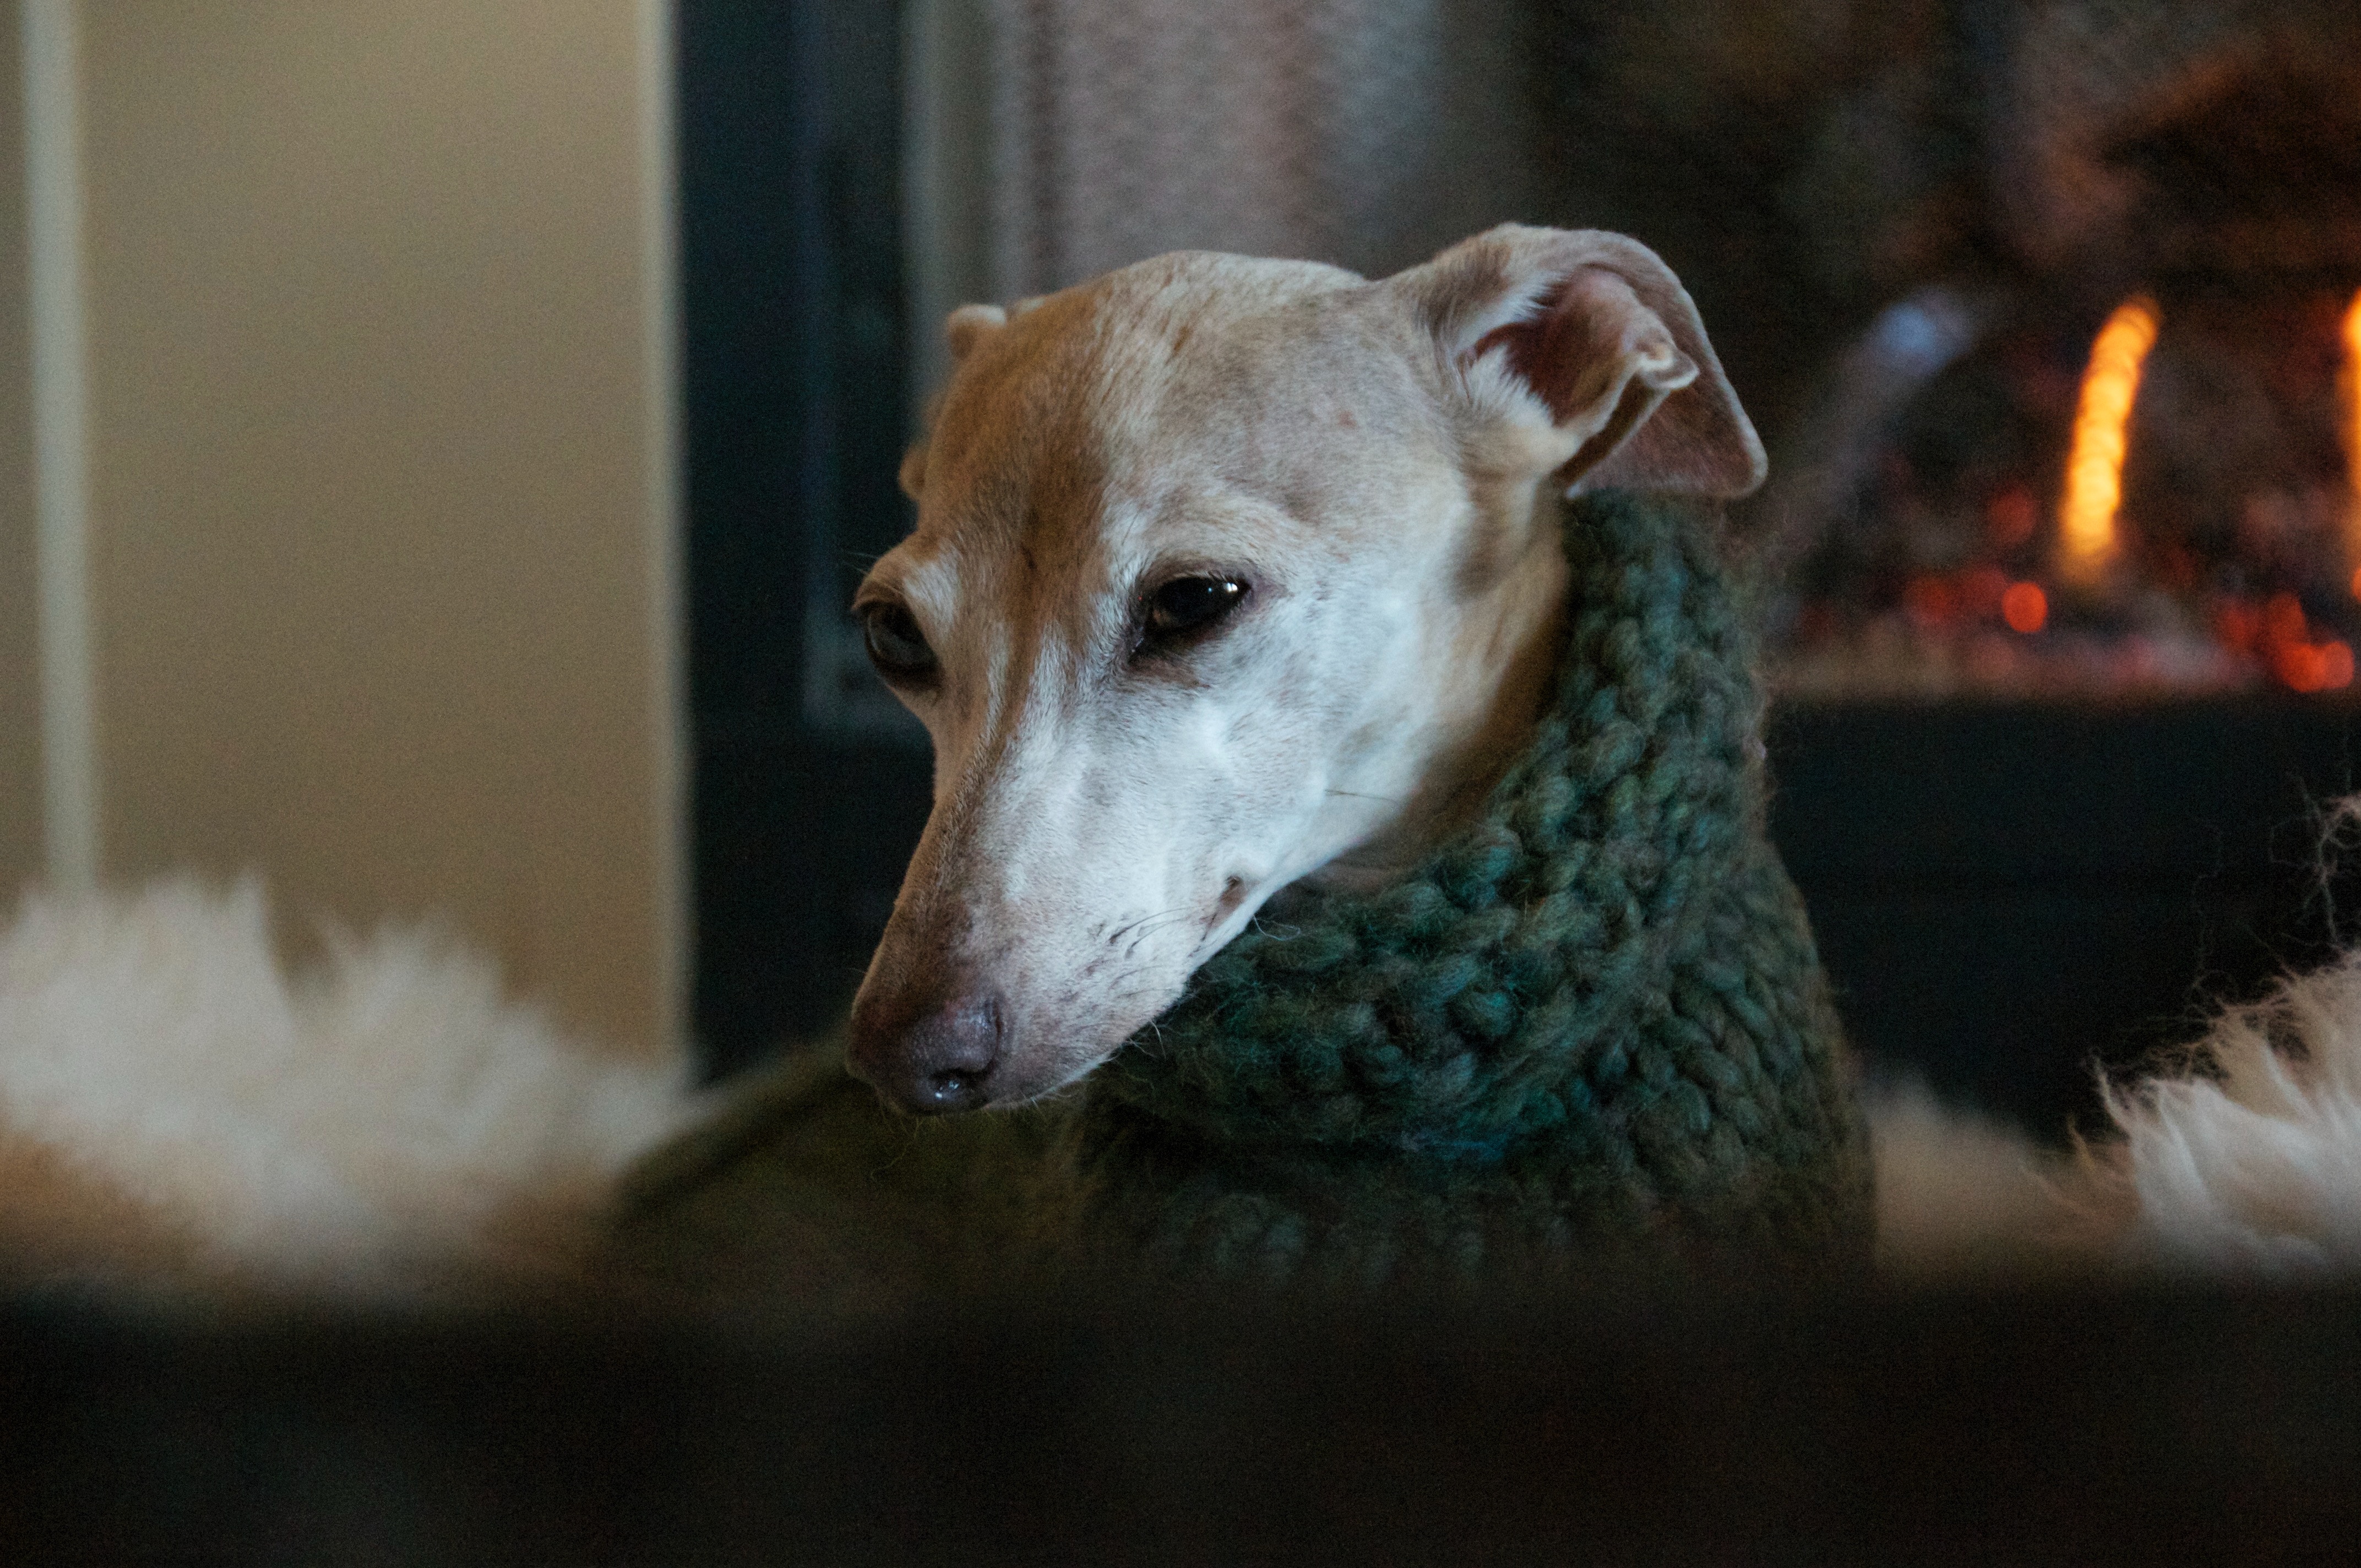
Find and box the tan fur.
[1865,937,2361,1278]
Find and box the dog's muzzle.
[846,983,1005,1114]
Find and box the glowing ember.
[2344,289,2361,587]
[2249,591,2355,693]
[2001,581,2048,634]
[2277,640,2354,693]
[2057,297,2161,589]
[1775,282,2361,701]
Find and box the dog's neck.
[1304,499,1574,895]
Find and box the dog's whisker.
[867,1114,927,1177]
[1120,910,1199,962]
[1107,907,1190,950]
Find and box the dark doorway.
[678,0,928,1077]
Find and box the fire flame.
[2058,296,2160,588]
[2344,289,2361,591]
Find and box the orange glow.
[2214,598,2261,655]
[2248,592,2356,693]
[2058,297,2160,587]
[2343,290,2361,588]
[2275,638,2354,694]
[1903,574,1957,629]
[2000,580,2048,634]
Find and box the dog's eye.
[1144,576,1248,644]
[858,602,937,683]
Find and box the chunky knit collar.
[608,490,1870,1300]
[1085,490,1769,1162]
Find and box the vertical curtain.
[977,0,1542,299]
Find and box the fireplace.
[1767,281,2361,701]
[1737,2,2361,1133]
[1760,6,2361,701]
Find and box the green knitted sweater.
[607,493,1872,1306]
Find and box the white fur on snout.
[888,636,1316,1100]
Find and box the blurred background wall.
[0,15,31,896]
[1,1,683,1058]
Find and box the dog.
[843,224,1764,1118]
[655,220,1892,1289]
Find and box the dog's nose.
[846,985,1005,1114]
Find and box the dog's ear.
[944,303,1007,362]
[904,304,1015,500]
[1394,225,1765,499]
[898,440,931,502]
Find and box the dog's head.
[845,225,1764,1114]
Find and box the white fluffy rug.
[6,877,2361,1300]
[1873,945,2361,1279]
[2101,945,2361,1271]
[0,879,691,1302]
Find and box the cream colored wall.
[0,13,35,896]
[43,0,683,1054]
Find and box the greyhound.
[844,224,1765,1116]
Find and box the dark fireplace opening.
[1769,699,2361,1136]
